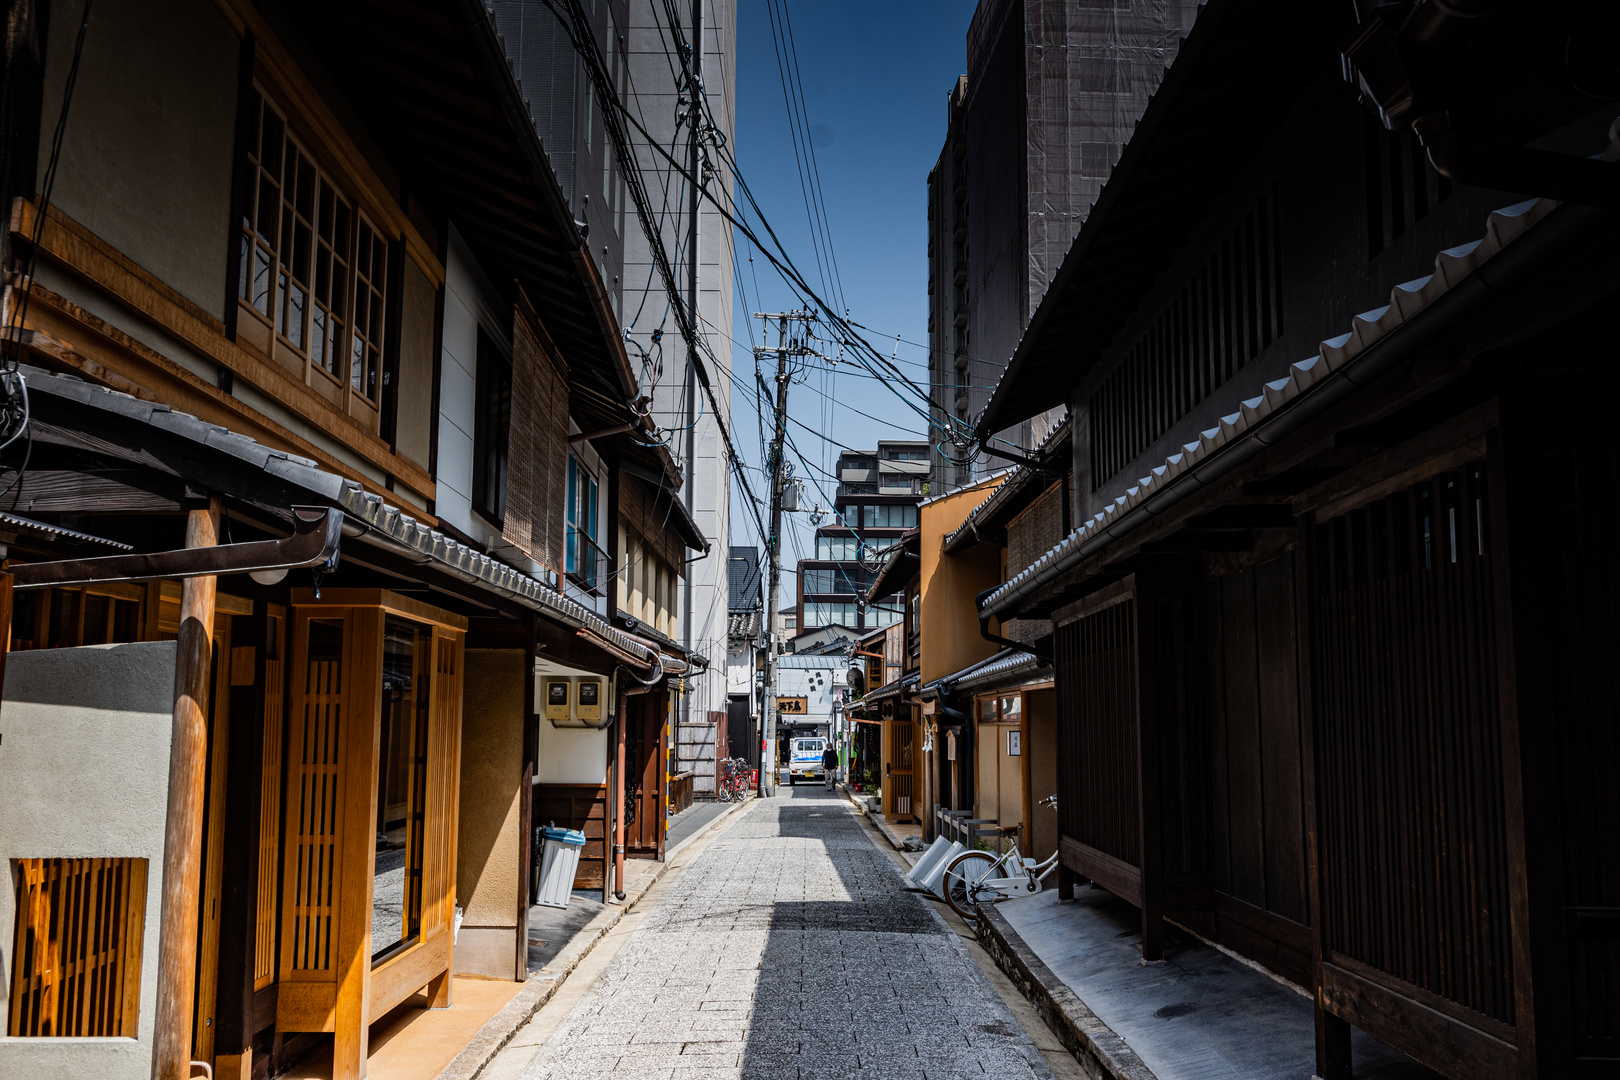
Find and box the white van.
[788,737,827,785]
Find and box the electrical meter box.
[544,678,571,722]
[576,678,605,723]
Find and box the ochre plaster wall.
[919,478,1005,684]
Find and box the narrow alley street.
[506,789,1054,1080]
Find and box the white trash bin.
[535,826,587,909]
[905,836,956,888]
[916,840,965,898]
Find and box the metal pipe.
[974,585,1051,663]
[11,505,340,589]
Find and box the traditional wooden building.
[0,2,706,1079]
[973,1,1620,1077]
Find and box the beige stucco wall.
[40,0,239,319]
[0,642,177,1080]
[455,649,524,979]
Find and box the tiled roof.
[23,365,662,669]
[728,611,760,640]
[982,193,1571,618]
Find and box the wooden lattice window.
[8,858,147,1037]
[282,616,346,976]
[237,88,388,430]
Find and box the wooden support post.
[151,498,221,1080]
[1315,998,1353,1080]
[613,691,628,900]
[333,606,384,1080]
[0,569,13,698]
[516,616,537,980]
[1058,864,1077,902]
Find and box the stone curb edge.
[436,796,757,1080]
[975,903,1159,1080]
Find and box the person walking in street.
[822,742,839,789]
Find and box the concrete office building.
[926,0,1199,489]
[796,441,929,635]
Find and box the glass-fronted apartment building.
[795,441,929,635]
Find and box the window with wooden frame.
[7,857,148,1037]
[236,87,392,431]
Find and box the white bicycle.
[940,795,1059,920]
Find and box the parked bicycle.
[940,795,1059,920]
[716,757,752,802]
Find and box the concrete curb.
[975,903,1159,1080]
[437,796,757,1080]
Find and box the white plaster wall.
[776,663,839,725]
[534,718,609,786]
[725,643,753,695]
[0,642,177,1080]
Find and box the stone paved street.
[516,788,1054,1080]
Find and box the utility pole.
[756,310,819,797]
[680,0,702,736]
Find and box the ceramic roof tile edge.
[864,533,922,605]
[861,670,920,704]
[919,648,1051,699]
[21,366,660,669]
[980,193,1577,619]
[0,510,134,549]
[916,465,1018,508]
[943,416,1075,553]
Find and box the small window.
[471,329,511,527]
[8,858,148,1036]
[566,455,601,591]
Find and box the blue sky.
[723,0,976,579]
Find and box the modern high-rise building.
[493,0,737,791]
[796,441,930,637]
[927,0,1199,490]
[624,0,738,783]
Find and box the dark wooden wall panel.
[1055,598,1139,866]
[1219,575,1266,906]
[1310,464,1513,1027]
[1142,584,1208,876]
[1254,554,1306,925]
[1502,424,1620,1063]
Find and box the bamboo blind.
[7,857,147,1037]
